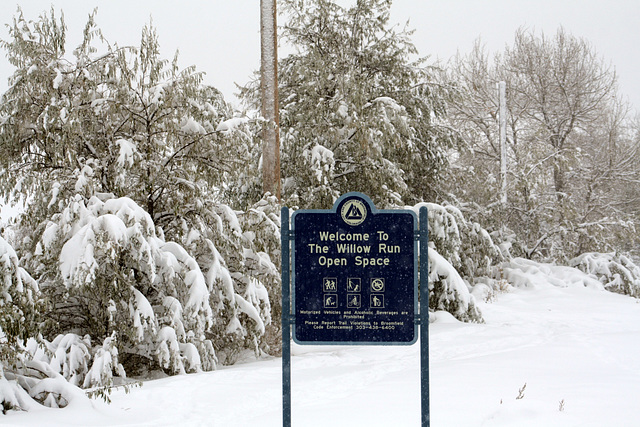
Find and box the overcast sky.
[1,0,639,111]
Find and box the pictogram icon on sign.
[370,294,385,308]
[347,278,361,292]
[323,277,337,292]
[347,294,361,308]
[324,294,338,308]
[371,278,385,292]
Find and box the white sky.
[0,0,639,111]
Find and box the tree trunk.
[260,0,281,200]
[553,162,565,202]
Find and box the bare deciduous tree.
[505,27,618,201]
[445,27,639,259]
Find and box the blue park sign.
[292,192,417,344]
[281,192,430,426]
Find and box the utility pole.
[260,0,281,200]
[498,81,507,205]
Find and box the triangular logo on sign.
[345,204,363,220]
[340,198,367,226]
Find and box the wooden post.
[260,0,281,200]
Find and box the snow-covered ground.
[4,269,640,426]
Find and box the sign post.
[281,193,429,425]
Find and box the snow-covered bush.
[0,235,40,347]
[570,252,640,298]
[0,234,107,411]
[499,257,604,291]
[0,233,41,401]
[82,333,125,389]
[184,202,275,365]
[0,235,41,412]
[409,202,505,322]
[47,334,92,388]
[1,351,93,410]
[31,194,217,376]
[0,333,110,411]
[236,195,281,355]
[0,362,33,414]
[428,247,483,322]
[415,202,504,278]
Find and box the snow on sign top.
[291,192,418,345]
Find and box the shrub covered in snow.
[500,257,604,290]
[427,248,483,322]
[1,346,94,411]
[1,189,280,412]
[236,194,282,356]
[0,237,105,411]
[0,235,40,349]
[570,252,640,298]
[0,234,42,411]
[172,196,276,365]
[31,194,217,375]
[409,202,505,322]
[415,203,504,279]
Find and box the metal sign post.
[281,193,429,426]
[281,207,292,427]
[419,206,430,426]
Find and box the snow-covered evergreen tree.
[242,0,458,209]
[0,8,279,390]
[239,0,493,323]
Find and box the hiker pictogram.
[323,277,337,292]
